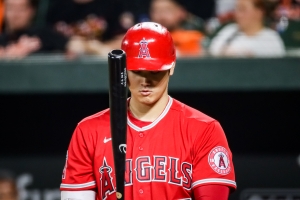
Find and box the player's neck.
[129,92,169,122]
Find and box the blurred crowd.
[0,170,17,200]
[0,0,299,59]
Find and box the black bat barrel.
[108,49,128,200]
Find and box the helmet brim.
[126,57,175,71]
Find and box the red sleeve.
[192,121,236,190]
[194,185,230,200]
[60,125,96,191]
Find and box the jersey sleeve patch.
[192,178,237,188]
[60,181,96,189]
[208,146,231,175]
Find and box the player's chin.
[137,93,159,105]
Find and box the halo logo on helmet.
[138,38,151,58]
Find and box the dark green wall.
[0,56,299,93]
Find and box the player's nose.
[138,72,150,82]
[141,81,151,87]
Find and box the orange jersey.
[60,97,236,200]
[171,30,204,56]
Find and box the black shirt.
[46,0,126,41]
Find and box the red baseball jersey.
[60,97,236,200]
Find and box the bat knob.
[116,192,122,199]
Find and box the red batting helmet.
[121,22,176,71]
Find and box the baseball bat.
[108,49,128,200]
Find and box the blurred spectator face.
[0,180,17,200]
[235,0,264,30]
[4,0,35,32]
[150,0,187,31]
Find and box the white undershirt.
[61,190,96,200]
[209,24,285,57]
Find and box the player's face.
[127,68,174,105]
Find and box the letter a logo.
[219,153,226,168]
[99,157,115,200]
[138,38,150,58]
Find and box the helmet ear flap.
[121,22,176,71]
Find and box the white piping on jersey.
[127,97,173,131]
[192,178,237,188]
[176,198,192,200]
[60,181,96,189]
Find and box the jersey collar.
[127,96,173,132]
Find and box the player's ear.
[169,63,175,76]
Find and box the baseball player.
[60,22,236,200]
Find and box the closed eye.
[132,70,142,74]
[150,71,160,74]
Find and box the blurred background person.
[121,0,214,29]
[0,170,18,200]
[0,0,69,59]
[0,0,4,33]
[275,0,300,50]
[275,0,300,21]
[215,0,236,24]
[209,0,285,57]
[46,0,133,56]
[150,0,205,57]
[206,0,236,35]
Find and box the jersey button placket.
[133,130,146,158]
[138,131,144,151]
[139,189,143,194]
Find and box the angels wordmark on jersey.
[60,97,236,200]
[96,155,193,199]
